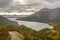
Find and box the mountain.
[33,8,60,18]
[0,15,18,26]
[17,8,60,23]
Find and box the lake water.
[8,18,53,31]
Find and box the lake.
[8,18,53,31]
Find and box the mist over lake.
[8,18,53,31]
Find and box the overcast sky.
[0,0,60,15]
[0,0,60,9]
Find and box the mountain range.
[17,8,60,23]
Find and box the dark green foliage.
[49,17,60,23]
[0,26,11,40]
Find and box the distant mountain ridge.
[17,8,60,23]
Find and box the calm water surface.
[8,18,53,31]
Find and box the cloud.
[36,0,60,9]
[0,0,12,8]
[20,0,60,9]
[0,0,60,11]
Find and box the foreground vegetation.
[0,26,11,40]
[0,23,58,40]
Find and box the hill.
[0,15,18,26]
